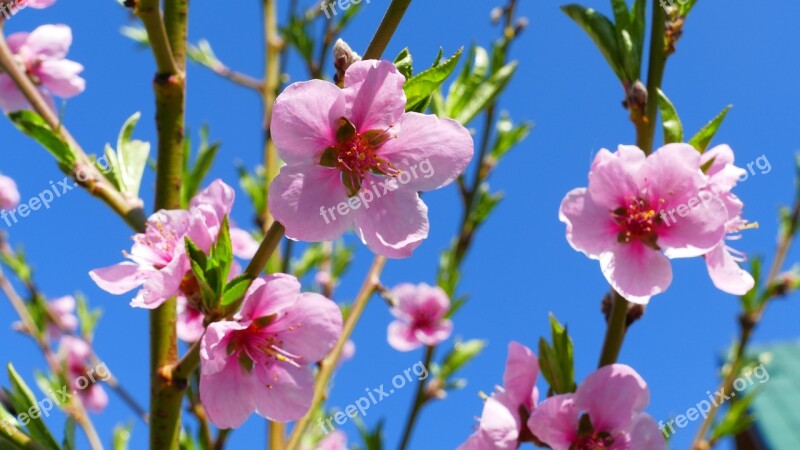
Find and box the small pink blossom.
[26,0,58,8]
[559,144,728,303]
[199,274,342,428]
[46,295,78,340]
[387,283,452,351]
[58,336,108,413]
[268,60,474,258]
[699,145,754,295]
[177,296,206,343]
[458,342,539,450]
[89,179,255,309]
[313,431,348,450]
[0,174,20,210]
[0,25,85,113]
[528,364,664,450]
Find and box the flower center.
[612,196,663,247]
[320,117,398,196]
[227,320,304,377]
[570,433,615,450]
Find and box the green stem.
[284,255,388,450]
[133,0,178,74]
[597,292,629,367]
[262,0,281,232]
[637,0,666,153]
[363,0,413,60]
[147,0,189,446]
[397,346,434,450]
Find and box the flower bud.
[333,38,361,87]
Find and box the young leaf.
[5,364,60,450]
[445,45,489,119]
[8,111,76,170]
[113,423,133,450]
[656,88,684,144]
[561,5,625,81]
[221,275,254,307]
[491,113,533,161]
[538,313,576,395]
[62,417,76,450]
[688,105,732,152]
[403,48,463,111]
[437,339,486,382]
[394,48,414,79]
[182,127,220,207]
[454,61,517,125]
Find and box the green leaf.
[688,105,732,152]
[656,88,684,144]
[75,294,102,341]
[105,113,150,198]
[437,339,486,382]
[611,0,631,31]
[5,364,60,450]
[393,48,414,79]
[113,423,133,450]
[281,17,314,65]
[403,48,463,111]
[710,389,758,441]
[120,26,150,46]
[355,419,384,450]
[9,111,75,170]
[445,45,489,119]
[210,216,233,294]
[454,61,517,125]
[237,164,266,216]
[182,127,221,207]
[187,39,220,69]
[561,5,625,81]
[221,275,254,307]
[62,417,76,450]
[538,313,576,395]
[291,243,326,278]
[491,113,533,161]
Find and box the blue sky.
[1,0,799,449]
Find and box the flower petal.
[89,262,149,294]
[503,341,539,409]
[560,188,618,258]
[271,80,344,165]
[600,242,672,304]
[343,60,406,131]
[588,146,646,210]
[387,321,421,352]
[628,413,666,450]
[527,394,579,450]
[237,274,301,322]
[200,321,247,376]
[25,24,72,59]
[705,242,755,295]
[414,320,453,347]
[378,112,474,191]
[200,356,259,429]
[36,59,85,98]
[268,292,342,364]
[352,183,429,258]
[574,364,649,433]
[268,163,353,242]
[253,363,314,422]
[0,74,29,113]
[230,227,258,259]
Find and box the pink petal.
[271,80,344,165]
[588,146,646,210]
[80,385,108,413]
[0,74,29,113]
[267,292,342,363]
[414,320,453,347]
[317,430,348,450]
[705,242,755,295]
[600,242,672,304]
[343,60,406,131]
[701,144,735,178]
[377,112,474,191]
[177,297,206,343]
[200,356,260,429]
[628,413,666,450]
[656,192,727,257]
[230,227,258,259]
[89,262,149,294]
[475,396,519,450]
[200,321,247,376]
[352,183,429,258]
[391,283,450,320]
[387,321,421,352]
[253,363,315,422]
[268,163,353,242]
[574,364,649,433]
[503,342,539,409]
[236,274,301,322]
[0,175,20,210]
[190,179,234,220]
[527,394,579,450]
[6,32,30,54]
[25,0,58,8]
[25,24,72,59]
[36,59,85,98]
[559,188,618,258]
[129,253,188,309]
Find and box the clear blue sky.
[1,1,798,449]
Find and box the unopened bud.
[333,38,361,87]
[490,7,503,24]
[514,17,529,35]
[601,292,646,328]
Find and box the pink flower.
[268,60,474,258]
[387,283,452,351]
[0,25,85,113]
[0,174,20,210]
[46,295,78,340]
[528,364,664,450]
[89,179,255,309]
[25,0,58,8]
[312,431,348,450]
[177,296,206,343]
[559,144,727,303]
[458,342,539,450]
[699,145,755,295]
[58,336,108,413]
[199,274,342,428]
